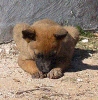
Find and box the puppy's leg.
[18,57,46,78]
[47,58,71,79]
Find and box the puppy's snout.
[35,53,56,73]
[35,57,52,73]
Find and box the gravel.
[0,39,98,100]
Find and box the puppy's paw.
[47,68,63,79]
[32,71,46,79]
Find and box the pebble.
[0,49,2,53]
[89,53,93,57]
[81,39,88,43]
[94,33,98,37]
[6,49,10,54]
[0,92,2,95]
[77,78,83,82]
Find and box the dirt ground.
[0,35,98,100]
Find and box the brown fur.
[13,19,79,79]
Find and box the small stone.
[94,33,98,37]
[77,78,83,82]
[13,78,21,82]
[0,92,2,95]
[6,49,10,54]
[89,53,93,57]
[0,49,2,53]
[81,39,88,43]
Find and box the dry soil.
[0,35,98,100]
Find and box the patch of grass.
[77,26,93,38]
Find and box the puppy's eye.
[37,53,43,58]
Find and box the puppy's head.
[22,25,68,73]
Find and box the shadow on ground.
[68,48,98,72]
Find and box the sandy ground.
[0,40,98,100]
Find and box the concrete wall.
[0,0,98,43]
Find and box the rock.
[77,78,83,82]
[81,39,88,43]
[88,53,93,57]
[0,49,2,53]
[94,33,98,37]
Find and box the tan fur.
[13,19,79,79]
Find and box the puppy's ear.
[54,29,68,40]
[22,28,36,43]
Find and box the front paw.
[32,71,46,79]
[47,68,63,79]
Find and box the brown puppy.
[13,19,79,79]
